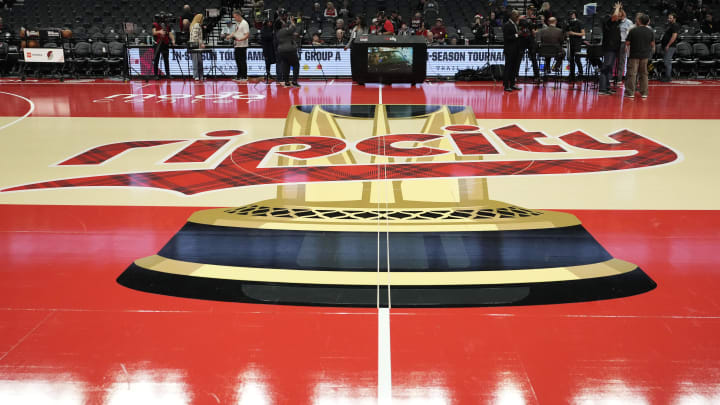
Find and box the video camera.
[519,16,544,31]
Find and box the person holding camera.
[189,14,205,80]
[519,7,541,83]
[260,20,276,82]
[276,18,300,88]
[226,10,250,82]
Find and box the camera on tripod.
[520,16,543,32]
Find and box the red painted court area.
[1,79,720,404]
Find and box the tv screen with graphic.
[368,47,413,75]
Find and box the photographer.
[518,8,541,82]
[276,18,300,88]
[152,14,177,80]
[274,9,290,84]
[260,20,275,81]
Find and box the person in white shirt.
[189,14,205,80]
[616,9,633,83]
[225,10,250,81]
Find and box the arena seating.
[0,0,718,79]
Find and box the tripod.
[204,47,225,77]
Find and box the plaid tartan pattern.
[494,125,568,153]
[165,140,230,163]
[449,132,499,155]
[355,134,449,157]
[4,130,678,196]
[59,141,183,165]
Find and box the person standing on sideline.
[276,18,301,88]
[624,13,654,99]
[189,14,205,81]
[226,10,250,82]
[566,10,585,84]
[660,13,679,82]
[502,10,521,92]
[598,2,622,95]
[616,9,633,84]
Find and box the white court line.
[0,91,35,132]
[376,82,392,405]
[378,307,392,405]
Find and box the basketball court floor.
[1,78,720,404]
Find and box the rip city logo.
[1,105,679,196]
[92,92,266,104]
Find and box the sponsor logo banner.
[24,48,65,63]
[127,47,571,77]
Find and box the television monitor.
[351,35,427,85]
[368,46,413,75]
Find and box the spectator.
[701,14,716,33]
[336,18,345,31]
[411,12,422,30]
[431,18,447,44]
[389,10,402,32]
[415,21,429,38]
[397,22,411,36]
[332,29,346,44]
[379,13,395,34]
[324,2,338,19]
[489,11,502,28]
[425,30,434,44]
[339,0,352,19]
[624,13,654,99]
[369,17,380,34]
[311,3,324,24]
[312,32,324,45]
[472,15,492,44]
[539,2,552,21]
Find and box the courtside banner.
[24,48,65,63]
[127,47,352,77]
[426,47,572,77]
[127,46,571,78]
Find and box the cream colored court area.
[0,116,718,210]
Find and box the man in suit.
[537,16,564,76]
[503,10,521,92]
